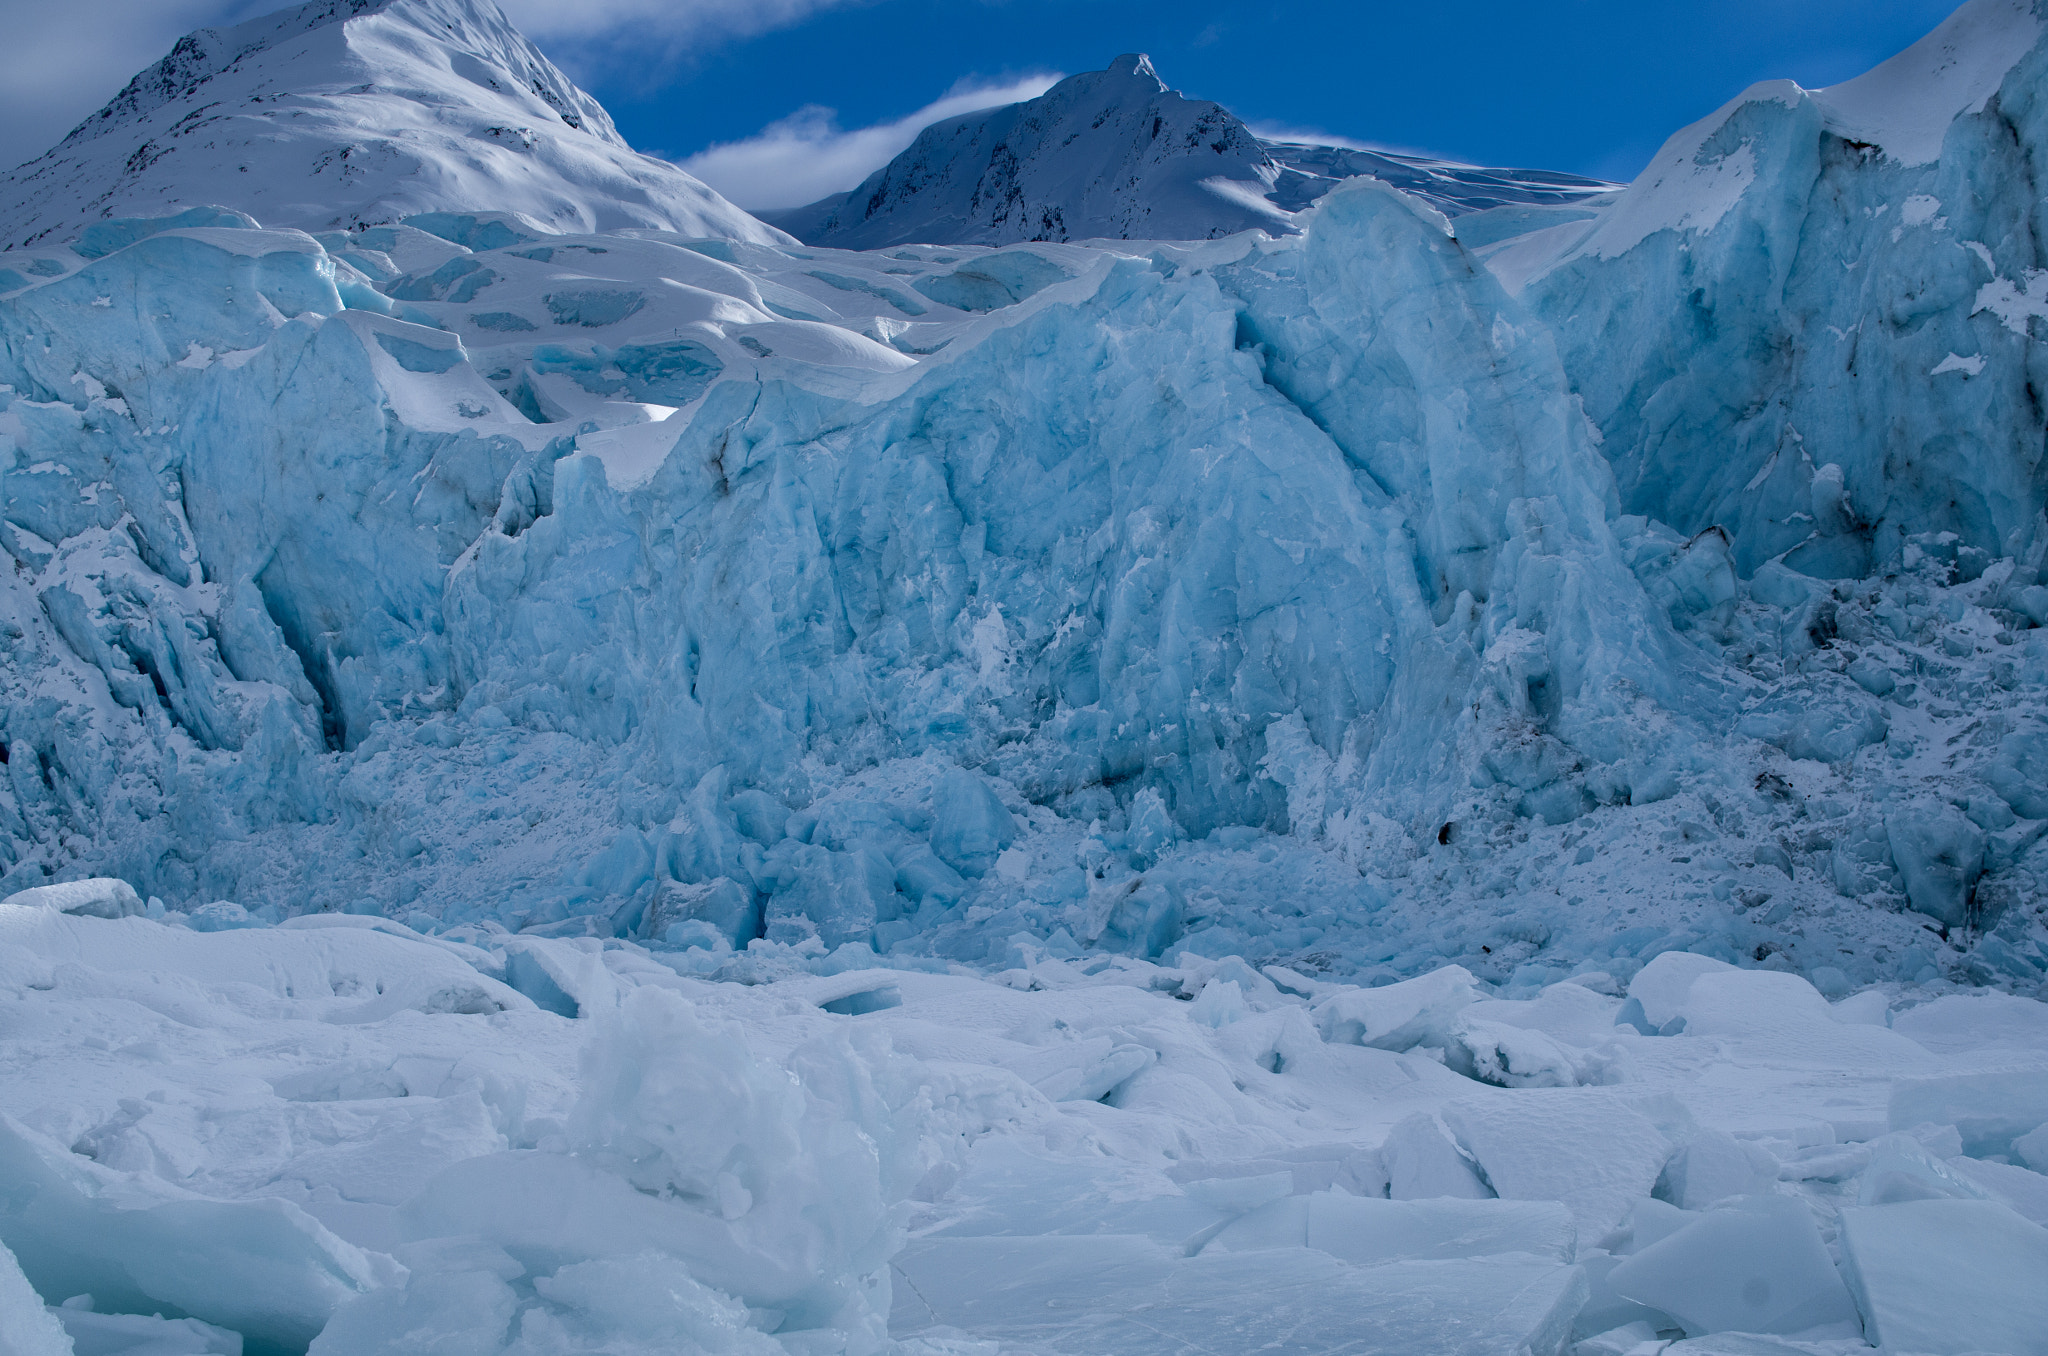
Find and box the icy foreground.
[3,894,2047,1356]
[3,0,2048,1345]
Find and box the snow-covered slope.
[768,55,1613,248]
[0,0,787,249]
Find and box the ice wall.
[0,184,1738,959]
[1512,0,2048,580]
[3,0,2047,994]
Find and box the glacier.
[2,123,2042,990]
[2,0,2048,1350]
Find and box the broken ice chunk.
[1382,1112,1493,1200]
[1575,1251,1678,1340]
[1889,1070,2048,1157]
[1656,1130,1779,1210]
[1623,952,1734,1034]
[0,878,144,918]
[927,768,1018,878]
[1313,966,1479,1051]
[1855,1132,1991,1206]
[1607,1195,1857,1337]
[0,1239,72,1356]
[1449,1017,1587,1088]
[1946,1156,2048,1225]
[0,1114,379,1351]
[1617,1198,1698,1254]
[2013,1120,2048,1172]
[1840,1198,2048,1356]
[1441,1093,1673,1237]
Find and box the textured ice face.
[0,175,1731,954]
[1504,0,2048,580]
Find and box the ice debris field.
[2,0,2048,1349]
[4,885,2048,1356]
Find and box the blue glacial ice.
[0,0,2047,1010]
[0,186,1730,977]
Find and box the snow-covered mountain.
[0,0,787,249]
[768,54,1614,248]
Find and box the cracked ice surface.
[2,900,2046,1354]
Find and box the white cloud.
[680,74,1061,212]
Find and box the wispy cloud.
[1245,121,1443,160]
[680,74,1061,212]
[500,0,867,43]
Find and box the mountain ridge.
[0,0,787,248]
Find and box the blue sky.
[0,0,1971,208]
[608,0,1962,179]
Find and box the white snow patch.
[1975,268,2048,336]
[1566,82,1803,262]
[573,414,682,493]
[1899,194,1944,227]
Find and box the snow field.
[2,891,2046,1354]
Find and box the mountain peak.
[766,56,1287,249]
[767,55,1613,250]
[0,0,784,248]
